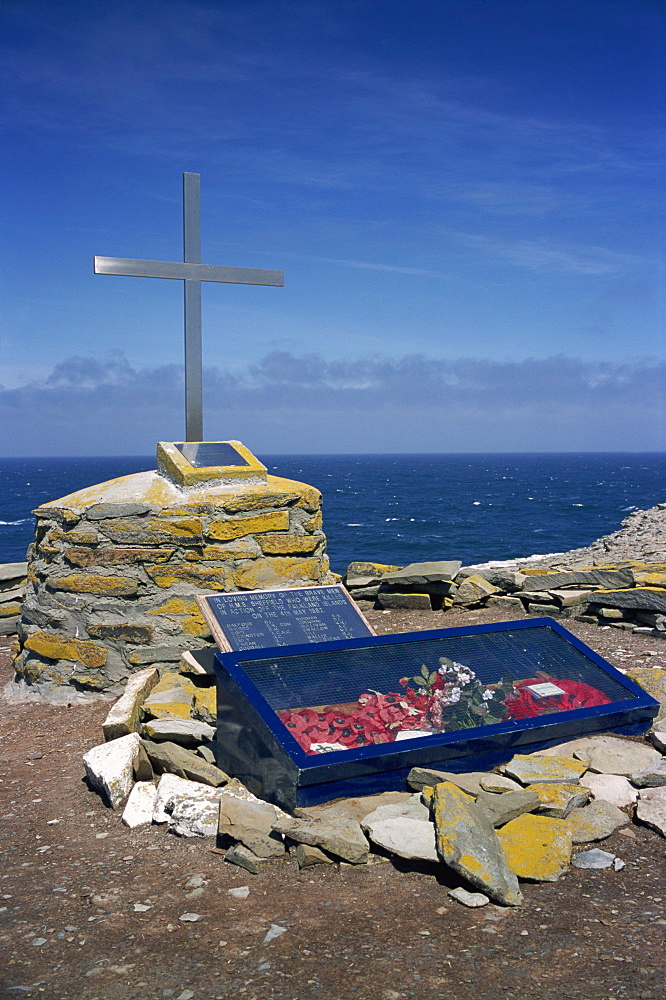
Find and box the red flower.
[505,677,611,720]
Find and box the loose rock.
[83,732,142,809]
[497,813,572,882]
[432,781,522,907]
[570,735,662,776]
[503,754,588,785]
[567,799,629,842]
[571,848,617,870]
[579,772,638,809]
[448,887,490,908]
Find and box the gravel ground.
[1,604,665,1000]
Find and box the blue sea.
[1,454,664,574]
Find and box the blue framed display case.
[213,618,659,812]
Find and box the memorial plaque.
[175,441,249,467]
[198,584,374,653]
[213,618,659,811]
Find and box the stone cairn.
[81,660,666,906]
[9,442,335,699]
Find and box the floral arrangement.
[277,655,516,754]
[276,656,612,755]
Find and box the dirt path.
[1,607,665,1000]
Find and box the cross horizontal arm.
[94,256,284,286]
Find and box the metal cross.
[94,172,283,441]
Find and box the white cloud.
[2,351,664,455]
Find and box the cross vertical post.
[183,173,203,441]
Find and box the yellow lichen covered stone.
[65,546,175,566]
[140,671,196,720]
[524,782,591,818]
[257,533,320,555]
[145,564,231,591]
[206,510,289,541]
[432,781,522,906]
[46,573,139,596]
[634,571,666,586]
[201,541,260,561]
[193,686,217,724]
[234,557,321,590]
[497,813,572,881]
[302,511,323,533]
[49,528,100,545]
[503,754,589,785]
[145,597,211,637]
[24,631,108,668]
[0,602,22,618]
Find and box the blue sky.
[1,0,664,455]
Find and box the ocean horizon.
[1,452,664,574]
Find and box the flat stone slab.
[273,815,369,865]
[526,782,591,818]
[83,732,141,809]
[630,759,666,787]
[522,569,633,592]
[102,668,159,740]
[587,588,666,613]
[650,730,666,753]
[570,736,662,777]
[448,887,490,908]
[361,815,438,862]
[502,754,588,785]
[432,781,522,907]
[407,768,485,797]
[381,561,462,585]
[580,773,638,809]
[141,739,229,787]
[567,799,629,843]
[296,791,412,825]
[475,789,541,827]
[635,799,666,837]
[497,813,572,882]
[122,780,158,828]
[224,843,279,874]
[218,797,286,859]
[0,562,27,582]
[296,843,335,868]
[572,848,617,870]
[478,774,522,794]
[141,718,215,747]
[153,773,257,825]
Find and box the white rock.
[263,924,287,943]
[635,799,666,838]
[169,794,226,837]
[122,781,158,828]
[571,736,661,777]
[362,816,438,862]
[102,667,159,740]
[153,774,258,836]
[639,785,666,802]
[83,732,141,809]
[579,773,638,809]
[228,886,250,898]
[572,848,616,870]
[153,773,207,824]
[448,887,490,907]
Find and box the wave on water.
[0,519,32,526]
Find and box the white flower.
[482,688,494,701]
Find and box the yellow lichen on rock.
[24,631,108,668]
[145,597,211,637]
[234,557,322,590]
[145,563,231,591]
[497,813,572,881]
[257,533,320,555]
[206,510,289,541]
[46,573,139,596]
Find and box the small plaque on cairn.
[157,440,268,487]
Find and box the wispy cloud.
[3,351,664,455]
